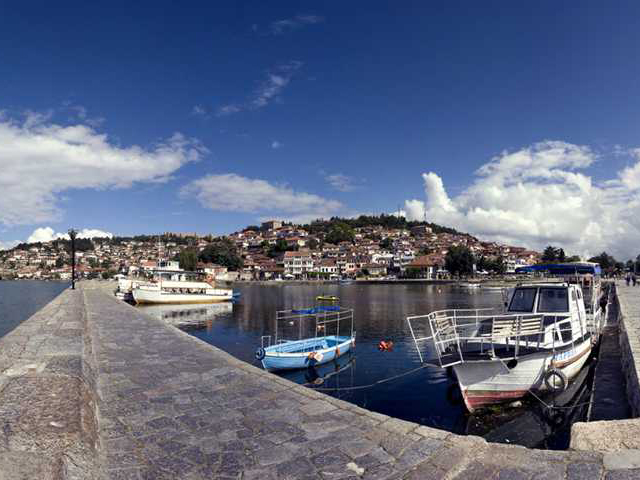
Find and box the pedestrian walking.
[633,274,637,286]
[626,273,631,286]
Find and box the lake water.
[0,280,67,338]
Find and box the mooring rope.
[304,363,430,391]
[527,387,593,410]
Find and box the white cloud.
[216,104,241,117]
[181,173,343,222]
[252,61,302,109]
[216,61,302,116]
[0,113,206,227]
[191,105,208,117]
[67,104,104,127]
[269,14,324,35]
[271,140,282,149]
[325,173,358,192]
[27,227,113,243]
[401,141,640,260]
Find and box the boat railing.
[273,305,355,346]
[407,310,574,368]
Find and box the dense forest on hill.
[302,214,470,237]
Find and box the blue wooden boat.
[257,335,354,371]
[256,298,356,371]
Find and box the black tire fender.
[255,347,266,360]
[544,368,567,392]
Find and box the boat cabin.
[505,283,588,350]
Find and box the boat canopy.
[515,262,601,276]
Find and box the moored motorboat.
[408,263,607,412]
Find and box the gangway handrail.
[407,310,575,367]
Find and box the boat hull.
[133,288,233,304]
[454,337,592,412]
[261,336,354,371]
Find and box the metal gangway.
[407,308,573,368]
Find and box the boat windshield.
[537,287,569,313]
[508,288,537,312]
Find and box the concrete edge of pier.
[571,282,640,453]
[1,279,640,478]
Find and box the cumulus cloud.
[216,61,302,116]
[401,141,640,259]
[27,227,113,243]
[66,104,104,127]
[325,173,359,192]
[269,14,324,35]
[0,113,206,226]
[180,173,343,223]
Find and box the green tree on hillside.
[179,249,198,271]
[445,246,474,276]
[325,222,354,244]
[541,246,568,263]
[198,239,243,270]
[588,252,618,271]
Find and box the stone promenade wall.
[0,287,100,479]
[616,283,640,416]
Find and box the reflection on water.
[138,302,233,330]
[136,283,591,448]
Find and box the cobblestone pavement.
[3,282,640,479]
[82,283,639,480]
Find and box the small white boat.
[257,297,356,371]
[408,265,607,412]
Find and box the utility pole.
[68,229,77,290]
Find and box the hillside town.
[0,217,542,282]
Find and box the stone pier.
[1,281,640,479]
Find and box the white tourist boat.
[131,265,235,305]
[408,263,607,412]
[133,279,234,304]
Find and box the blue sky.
[2,2,640,258]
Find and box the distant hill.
[303,214,473,238]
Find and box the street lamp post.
[68,229,77,290]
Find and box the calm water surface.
[0,280,67,338]
[139,283,507,434]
